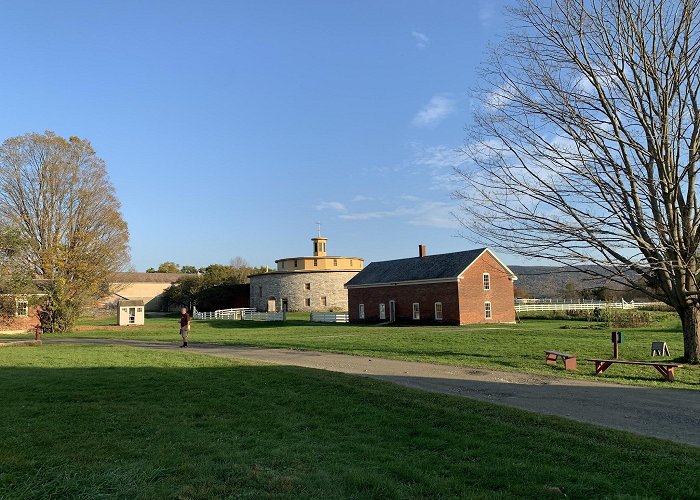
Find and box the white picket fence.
[310,312,349,323]
[193,307,256,320]
[242,310,286,321]
[514,300,661,312]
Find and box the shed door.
[128,307,136,324]
[389,301,396,323]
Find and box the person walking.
[179,307,190,347]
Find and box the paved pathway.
[41,338,700,447]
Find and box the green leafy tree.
[156,261,180,273]
[0,132,129,332]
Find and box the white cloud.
[315,201,346,212]
[411,31,429,49]
[411,95,456,127]
[407,201,460,229]
[400,194,421,202]
[413,144,466,170]
[478,1,495,27]
[352,195,373,202]
[484,83,516,109]
[339,199,459,229]
[409,143,467,191]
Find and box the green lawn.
[61,312,700,389]
[1,343,698,498]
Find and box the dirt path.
[42,338,700,447]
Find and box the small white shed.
[117,299,145,326]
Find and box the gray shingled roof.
[345,248,489,287]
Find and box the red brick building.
[345,246,517,325]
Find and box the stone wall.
[249,270,358,312]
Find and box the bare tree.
[0,131,130,331]
[455,0,700,362]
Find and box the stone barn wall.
[249,270,358,312]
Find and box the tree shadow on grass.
[1,358,699,500]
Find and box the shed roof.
[117,299,145,306]
[345,248,516,287]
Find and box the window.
[483,273,491,290]
[321,296,327,307]
[412,302,420,320]
[294,259,298,267]
[333,259,338,266]
[379,303,386,320]
[304,283,311,290]
[305,298,311,307]
[313,259,318,267]
[359,303,365,319]
[485,301,492,320]
[16,300,28,317]
[350,259,354,266]
[434,302,443,321]
[137,307,143,313]
[258,286,262,298]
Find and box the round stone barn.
[249,234,363,312]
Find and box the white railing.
[310,312,349,323]
[514,300,661,312]
[193,307,256,320]
[242,310,286,321]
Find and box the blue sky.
[0,0,511,270]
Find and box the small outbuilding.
[117,299,145,326]
[345,246,517,325]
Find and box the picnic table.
[544,350,577,370]
[588,358,683,382]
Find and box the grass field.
[57,312,700,389]
[1,343,698,499]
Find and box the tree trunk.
[680,305,700,364]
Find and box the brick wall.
[348,282,461,324]
[348,252,516,325]
[0,307,40,333]
[457,252,515,323]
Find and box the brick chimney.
[418,244,427,257]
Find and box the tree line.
[151,258,268,311]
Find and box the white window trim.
[434,302,443,321]
[15,300,28,317]
[483,273,491,291]
[379,303,386,320]
[359,303,365,320]
[485,301,492,320]
[412,302,420,320]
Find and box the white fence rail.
[242,310,286,321]
[193,307,256,320]
[515,301,661,312]
[310,313,349,323]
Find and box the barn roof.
[111,272,185,284]
[345,248,516,287]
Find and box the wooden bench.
[588,359,683,382]
[544,350,577,370]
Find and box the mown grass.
[0,344,698,499]
[60,312,700,389]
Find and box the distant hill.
[509,265,648,300]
